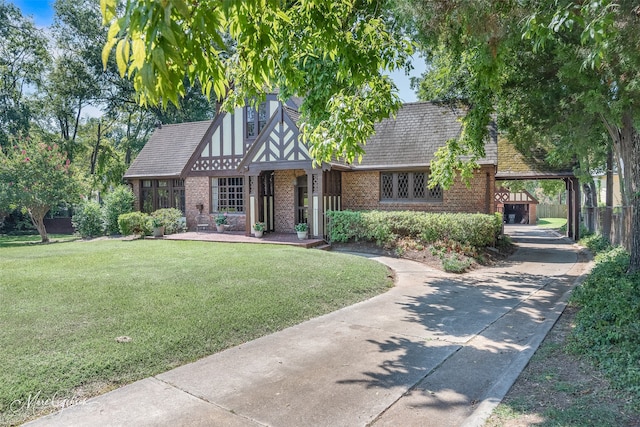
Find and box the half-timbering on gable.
[124,96,499,238]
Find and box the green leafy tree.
[0,136,81,242]
[101,0,413,165]
[50,0,216,193]
[397,0,640,273]
[39,54,101,162]
[0,2,50,147]
[102,185,134,235]
[0,180,13,228]
[521,1,640,272]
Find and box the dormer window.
[246,103,267,138]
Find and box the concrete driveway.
[26,225,590,427]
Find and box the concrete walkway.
[25,225,591,427]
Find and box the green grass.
[536,217,567,229]
[0,233,78,248]
[0,238,391,425]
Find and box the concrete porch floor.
[162,230,327,249]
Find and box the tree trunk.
[27,205,50,243]
[90,121,102,175]
[619,112,640,274]
[602,146,613,242]
[601,114,630,206]
[582,181,596,233]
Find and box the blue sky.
[8,0,54,28]
[7,0,424,102]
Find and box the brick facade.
[185,176,209,229]
[273,170,299,233]
[342,166,496,214]
[341,171,380,210]
[132,166,496,234]
[184,176,246,231]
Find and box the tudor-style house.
[123,94,498,238]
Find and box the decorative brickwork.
[273,170,300,232]
[342,166,496,214]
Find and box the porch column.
[305,172,315,237]
[246,174,259,236]
[314,171,324,238]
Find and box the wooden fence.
[537,203,568,219]
[584,206,633,251]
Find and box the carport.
[495,139,581,240]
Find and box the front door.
[258,171,275,232]
[296,175,308,225]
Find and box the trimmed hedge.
[326,210,503,248]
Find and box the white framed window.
[211,177,244,212]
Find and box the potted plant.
[150,216,164,237]
[215,213,228,232]
[253,222,265,238]
[295,222,308,240]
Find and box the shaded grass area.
[536,217,567,229]
[0,233,78,248]
[0,238,391,425]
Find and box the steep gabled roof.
[238,105,311,172]
[124,120,213,179]
[123,101,501,180]
[353,102,498,169]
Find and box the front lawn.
[0,238,391,425]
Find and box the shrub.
[326,210,364,243]
[102,186,135,235]
[72,201,104,238]
[327,210,502,248]
[117,212,150,236]
[441,253,473,273]
[569,246,640,403]
[150,208,185,235]
[579,234,611,254]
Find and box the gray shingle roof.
[355,102,497,168]
[124,120,213,179]
[283,106,300,123]
[123,102,499,179]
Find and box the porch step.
[299,239,329,249]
